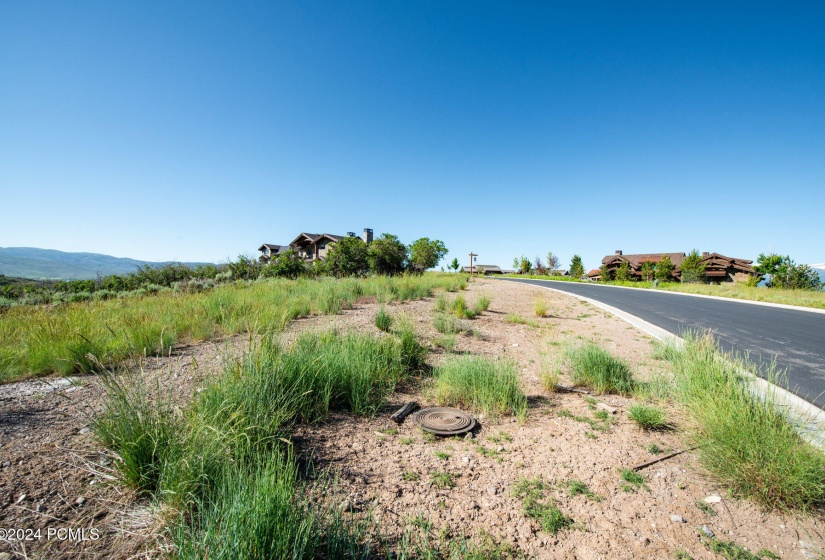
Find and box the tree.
[546,251,560,271]
[569,255,584,279]
[599,263,611,281]
[534,256,546,275]
[774,263,822,290]
[655,255,675,281]
[680,249,706,283]
[640,260,656,282]
[755,253,786,276]
[518,255,532,274]
[615,261,632,281]
[408,238,448,273]
[450,258,460,273]
[261,249,306,279]
[367,233,408,275]
[758,254,823,290]
[323,236,369,277]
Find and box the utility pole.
[469,252,477,275]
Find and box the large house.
[589,250,756,282]
[259,228,373,263]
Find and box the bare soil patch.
[1,278,822,558]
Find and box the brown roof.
[602,252,685,268]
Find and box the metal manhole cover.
[412,407,476,436]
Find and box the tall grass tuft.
[627,404,669,431]
[662,333,825,511]
[432,355,527,418]
[374,307,393,332]
[473,292,491,315]
[565,342,634,395]
[534,298,548,317]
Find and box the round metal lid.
[412,407,477,436]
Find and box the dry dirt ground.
[1,278,822,559]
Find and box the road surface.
[500,278,825,405]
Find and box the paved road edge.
[507,278,825,315]
[516,279,825,449]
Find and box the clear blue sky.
[2,2,823,270]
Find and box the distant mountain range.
[0,247,212,280]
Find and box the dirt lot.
[1,278,822,559]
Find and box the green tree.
[261,249,306,279]
[615,261,632,281]
[640,260,656,282]
[761,255,823,290]
[518,255,532,274]
[450,257,460,273]
[408,238,448,273]
[680,250,706,283]
[655,255,675,281]
[546,251,560,271]
[324,237,369,277]
[569,255,584,279]
[599,263,611,281]
[367,233,408,275]
[755,253,787,276]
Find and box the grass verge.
[0,273,465,382]
[660,333,825,511]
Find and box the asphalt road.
[500,278,825,405]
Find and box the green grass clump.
[567,479,600,501]
[647,443,663,455]
[627,404,669,430]
[512,477,573,534]
[534,298,549,317]
[540,366,560,392]
[432,355,527,418]
[430,471,456,489]
[434,451,451,460]
[473,293,491,315]
[434,334,457,353]
[662,333,825,511]
[565,342,634,395]
[619,468,648,492]
[433,313,473,335]
[402,471,420,482]
[449,295,477,319]
[374,307,393,332]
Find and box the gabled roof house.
[259,228,373,263]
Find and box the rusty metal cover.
[412,407,476,436]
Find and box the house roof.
[698,253,755,273]
[602,252,686,268]
[289,232,345,247]
[258,244,289,252]
[461,264,503,272]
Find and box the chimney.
[363,228,373,245]
[702,252,709,256]
[615,250,623,256]
[347,232,356,237]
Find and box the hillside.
[0,247,211,280]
